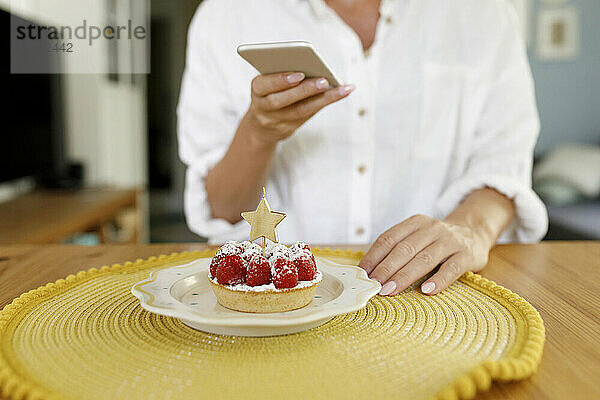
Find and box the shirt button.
[385,16,393,24]
[356,227,365,235]
[358,108,367,117]
[358,165,367,174]
[364,48,372,58]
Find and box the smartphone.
[237,41,341,87]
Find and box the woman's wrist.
[444,215,496,254]
[240,110,280,151]
[443,188,515,250]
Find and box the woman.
[177,0,547,296]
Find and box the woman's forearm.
[444,187,516,249]
[205,112,277,223]
[205,71,354,224]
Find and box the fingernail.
[421,282,435,294]
[338,84,355,96]
[287,72,305,83]
[379,281,396,296]
[316,78,329,89]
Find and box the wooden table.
[0,242,598,399]
[0,189,142,244]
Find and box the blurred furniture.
[546,200,600,240]
[533,145,600,240]
[1,1,149,189]
[0,242,598,399]
[0,188,145,244]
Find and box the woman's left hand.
[358,214,494,296]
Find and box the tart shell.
[209,278,319,313]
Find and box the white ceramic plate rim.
[131,257,381,327]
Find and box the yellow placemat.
[0,249,544,400]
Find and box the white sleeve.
[177,1,248,243]
[434,2,548,243]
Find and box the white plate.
[131,257,381,337]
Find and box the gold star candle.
[241,188,286,251]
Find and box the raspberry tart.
[208,241,322,313]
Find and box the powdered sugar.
[290,249,313,261]
[240,241,258,250]
[215,241,260,258]
[289,241,310,253]
[218,242,240,256]
[241,244,262,263]
[265,243,290,259]
[209,270,322,292]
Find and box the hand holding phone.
[237,41,355,144]
[238,41,342,87]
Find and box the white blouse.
[177,0,548,244]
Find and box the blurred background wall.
[529,0,600,155]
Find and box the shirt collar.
[304,0,399,20]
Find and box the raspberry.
[215,254,245,285]
[272,257,298,289]
[211,241,243,277]
[209,253,223,277]
[293,251,316,281]
[246,255,271,286]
